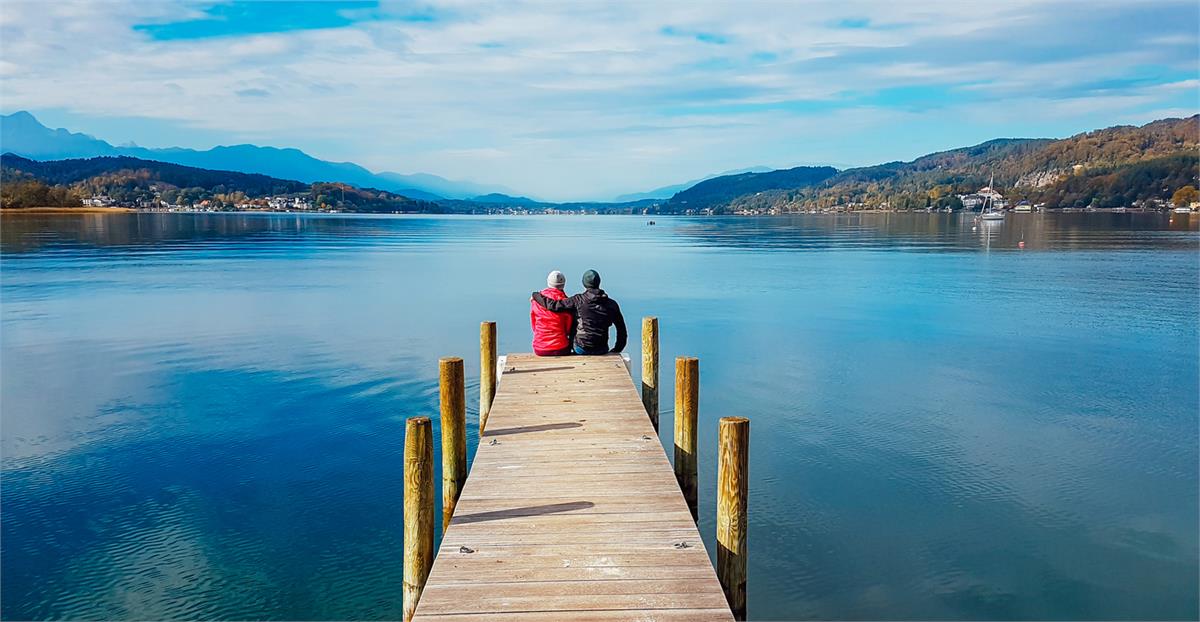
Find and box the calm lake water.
[2,212,1197,620]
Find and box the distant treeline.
[0,176,82,208]
[311,182,440,212]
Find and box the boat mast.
[984,172,994,213]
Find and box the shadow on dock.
[451,501,595,525]
[481,422,583,437]
[502,365,577,374]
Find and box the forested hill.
[3,155,309,195]
[673,115,1199,213]
[666,166,838,209]
[0,154,441,212]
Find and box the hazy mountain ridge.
[0,111,514,201]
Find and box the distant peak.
[3,110,39,123]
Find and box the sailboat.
[979,173,1005,221]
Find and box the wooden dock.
[411,353,735,621]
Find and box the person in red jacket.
[531,270,575,356]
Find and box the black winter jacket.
[531,288,627,354]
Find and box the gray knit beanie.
[582,269,601,289]
[546,270,566,289]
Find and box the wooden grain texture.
[641,316,659,432]
[479,322,497,433]
[716,417,749,621]
[673,357,699,522]
[439,357,467,531]
[404,417,435,622]
[412,353,733,621]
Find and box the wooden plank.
[414,609,735,621]
[412,353,733,621]
[420,579,723,598]
[414,592,732,614]
[422,565,724,584]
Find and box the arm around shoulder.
[610,300,627,353]
[534,292,575,313]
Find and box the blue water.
[2,212,1197,620]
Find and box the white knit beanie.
[546,270,566,289]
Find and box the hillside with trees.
[666,166,838,210]
[668,115,1199,213]
[0,154,440,213]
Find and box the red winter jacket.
[531,287,574,355]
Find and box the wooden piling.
[439,357,466,531]
[641,316,660,432]
[403,416,434,622]
[717,416,750,621]
[673,356,699,522]
[479,321,497,433]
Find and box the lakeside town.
[70,182,1200,216]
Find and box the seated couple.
[530,269,627,356]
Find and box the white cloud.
[0,0,1195,200]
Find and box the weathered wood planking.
[412,353,733,621]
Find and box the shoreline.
[1,207,1189,217]
[2,207,138,214]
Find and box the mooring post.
[479,321,497,433]
[439,357,466,531]
[402,416,434,622]
[717,416,750,621]
[641,316,660,432]
[673,356,699,522]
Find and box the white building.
[82,195,114,207]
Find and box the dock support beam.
[403,417,434,622]
[439,357,466,531]
[479,321,497,433]
[717,416,750,621]
[641,316,659,432]
[673,356,699,522]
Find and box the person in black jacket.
[531,269,627,355]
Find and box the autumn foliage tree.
[0,179,82,208]
[1171,185,1198,207]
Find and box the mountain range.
[0,111,518,201]
[0,111,833,204]
[2,110,1196,213]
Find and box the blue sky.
[1,0,1197,200]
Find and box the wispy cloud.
[1,0,1196,200]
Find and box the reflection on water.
[3,211,1196,254]
[674,212,1198,252]
[2,213,1197,620]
